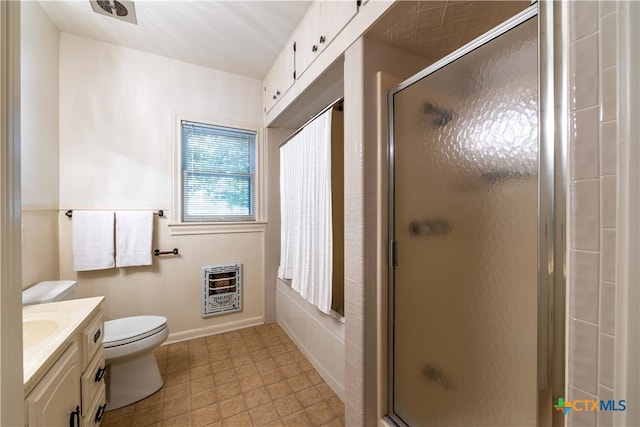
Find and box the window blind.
[182,120,256,222]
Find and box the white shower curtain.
[278,108,333,314]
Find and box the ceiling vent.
[90,0,137,25]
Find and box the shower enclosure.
[387,5,561,426]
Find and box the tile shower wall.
[568,2,617,427]
[343,36,431,425]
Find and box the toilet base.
[106,352,163,411]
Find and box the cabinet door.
[263,56,279,113]
[264,40,295,113]
[82,384,107,427]
[294,1,321,79]
[26,344,80,427]
[319,0,358,53]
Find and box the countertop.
[23,297,104,394]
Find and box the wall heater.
[201,263,242,317]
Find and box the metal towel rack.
[65,209,164,218]
[154,248,179,256]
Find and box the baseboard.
[163,316,265,345]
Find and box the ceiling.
[39,0,312,80]
[37,1,533,84]
[367,1,532,63]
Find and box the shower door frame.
[385,1,567,426]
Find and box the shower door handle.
[409,219,451,236]
[423,364,454,389]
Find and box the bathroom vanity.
[23,297,106,426]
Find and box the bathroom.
[0,0,636,426]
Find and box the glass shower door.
[389,12,539,427]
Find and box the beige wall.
[264,127,291,323]
[20,2,60,289]
[567,2,618,426]
[21,1,59,208]
[23,32,268,339]
[58,33,263,209]
[58,214,265,341]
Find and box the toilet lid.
[22,280,77,305]
[104,315,167,347]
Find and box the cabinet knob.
[93,328,101,343]
[312,45,318,53]
[276,90,281,96]
[319,35,326,44]
[273,94,277,100]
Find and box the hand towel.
[115,211,153,267]
[72,211,115,271]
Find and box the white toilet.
[22,280,169,411]
[102,315,168,410]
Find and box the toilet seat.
[104,316,167,348]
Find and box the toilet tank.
[22,280,77,305]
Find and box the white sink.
[23,318,61,350]
[22,298,104,390]
[22,312,69,352]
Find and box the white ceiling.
[38,0,312,80]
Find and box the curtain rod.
[278,97,344,148]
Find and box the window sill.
[168,221,267,236]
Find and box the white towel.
[72,211,115,271]
[115,211,153,267]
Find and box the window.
[181,120,257,222]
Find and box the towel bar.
[154,248,179,256]
[65,209,164,218]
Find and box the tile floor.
[101,323,345,427]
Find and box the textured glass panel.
[392,17,538,426]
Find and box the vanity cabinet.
[24,299,106,426]
[25,344,81,427]
[80,313,107,426]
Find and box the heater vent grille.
[202,263,242,317]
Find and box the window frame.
[170,113,265,235]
